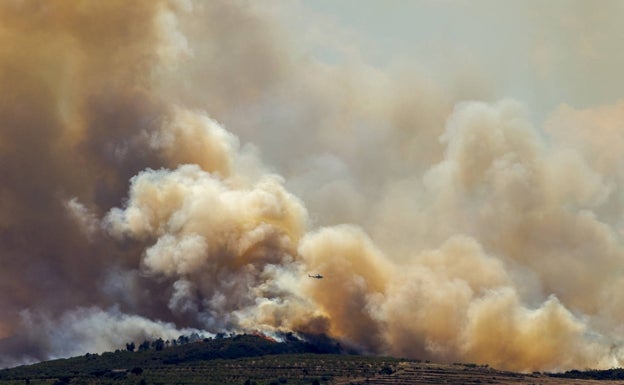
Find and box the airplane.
[308,273,324,279]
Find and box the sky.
[1,0,624,372]
[299,0,624,121]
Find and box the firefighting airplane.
[308,273,324,279]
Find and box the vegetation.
[0,334,400,385]
[548,367,624,380]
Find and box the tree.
[126,342,135,352]
[138,340,150,351]
[151,338,165,351]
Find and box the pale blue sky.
[296,0,624,123]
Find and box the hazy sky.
[296,0,624,121]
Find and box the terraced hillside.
[1,335,624,385]
[334,361,624,385]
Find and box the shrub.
[379,366,394,375]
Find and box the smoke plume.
[1,0,624,372]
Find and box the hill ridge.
[2,334,624,385]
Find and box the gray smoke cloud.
[1,0,624,373]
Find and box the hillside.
[2,334,624,385]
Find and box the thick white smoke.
[11,307,205,367]
[95,100,624,372]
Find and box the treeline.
[126,333,346,365]
[120,332,347,358]
[124,332,206,352]
[549,368,624,380]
